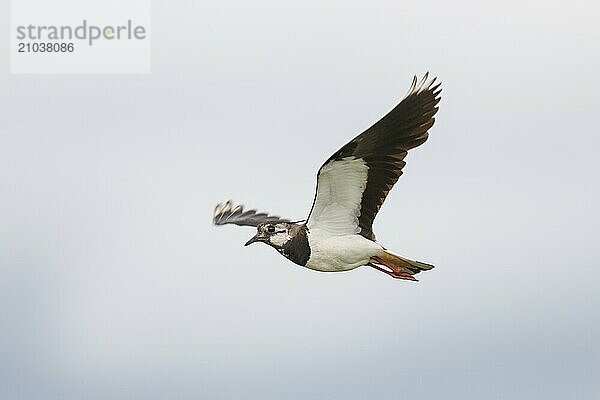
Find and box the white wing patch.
[307,157,369,235]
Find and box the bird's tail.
[370,249,435,281]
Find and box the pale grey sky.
[1,0,599,399]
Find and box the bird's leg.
[369,257,418,281]
[368,263,395,277]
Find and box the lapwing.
[213,73,441,280]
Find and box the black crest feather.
[213,200,289,227]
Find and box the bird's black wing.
[213,200,289,227]
[306,73,441,240]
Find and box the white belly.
[305,229,383,272]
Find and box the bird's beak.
[244,234,262,246]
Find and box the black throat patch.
[278,225,311,266]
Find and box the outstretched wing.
[306,73,441,239]
[213,200,289,227]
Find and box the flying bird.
[213,73,441,280]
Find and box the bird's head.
[245,222,296,248]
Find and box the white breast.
[305,228,382,272]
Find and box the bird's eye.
[267,225,275,233]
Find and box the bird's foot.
[369,257,418,281]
